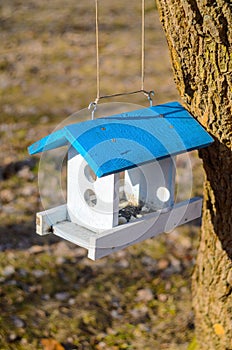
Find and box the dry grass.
[0,0,177,123]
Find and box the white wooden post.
[124,157,176,211]
[67,147,120,232]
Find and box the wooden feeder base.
[36,197,202,260]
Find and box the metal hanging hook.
[144,90,154,107]
[88,101,97,120]
[148,90,154,107]
[88,90,154,119]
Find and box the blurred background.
[0,1,204,349]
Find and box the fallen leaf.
[136,288,153,302]
[213,323,225,336]
[41,338,65,350]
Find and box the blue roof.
[28,101,214,177]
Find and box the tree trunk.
[155,1,232,349]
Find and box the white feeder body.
[67,146,176,231]
[67,146,120,232]
[124,157,176,211]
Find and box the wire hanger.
[89,0,154,120]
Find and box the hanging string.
[89,0,154,119]
[141,0,145,91]
[95,0,100,101]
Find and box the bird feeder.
[28,101,213,260]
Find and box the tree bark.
[155,1,232,349]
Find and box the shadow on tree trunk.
[199,141,232,260]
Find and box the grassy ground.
[0,1,204,349]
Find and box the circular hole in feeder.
[156,186,170,203]
[84,165,97,183]
[84,189,97,207]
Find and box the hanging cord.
[89,0,154,119]
[141,0,145,91]
[95,0,100,101]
